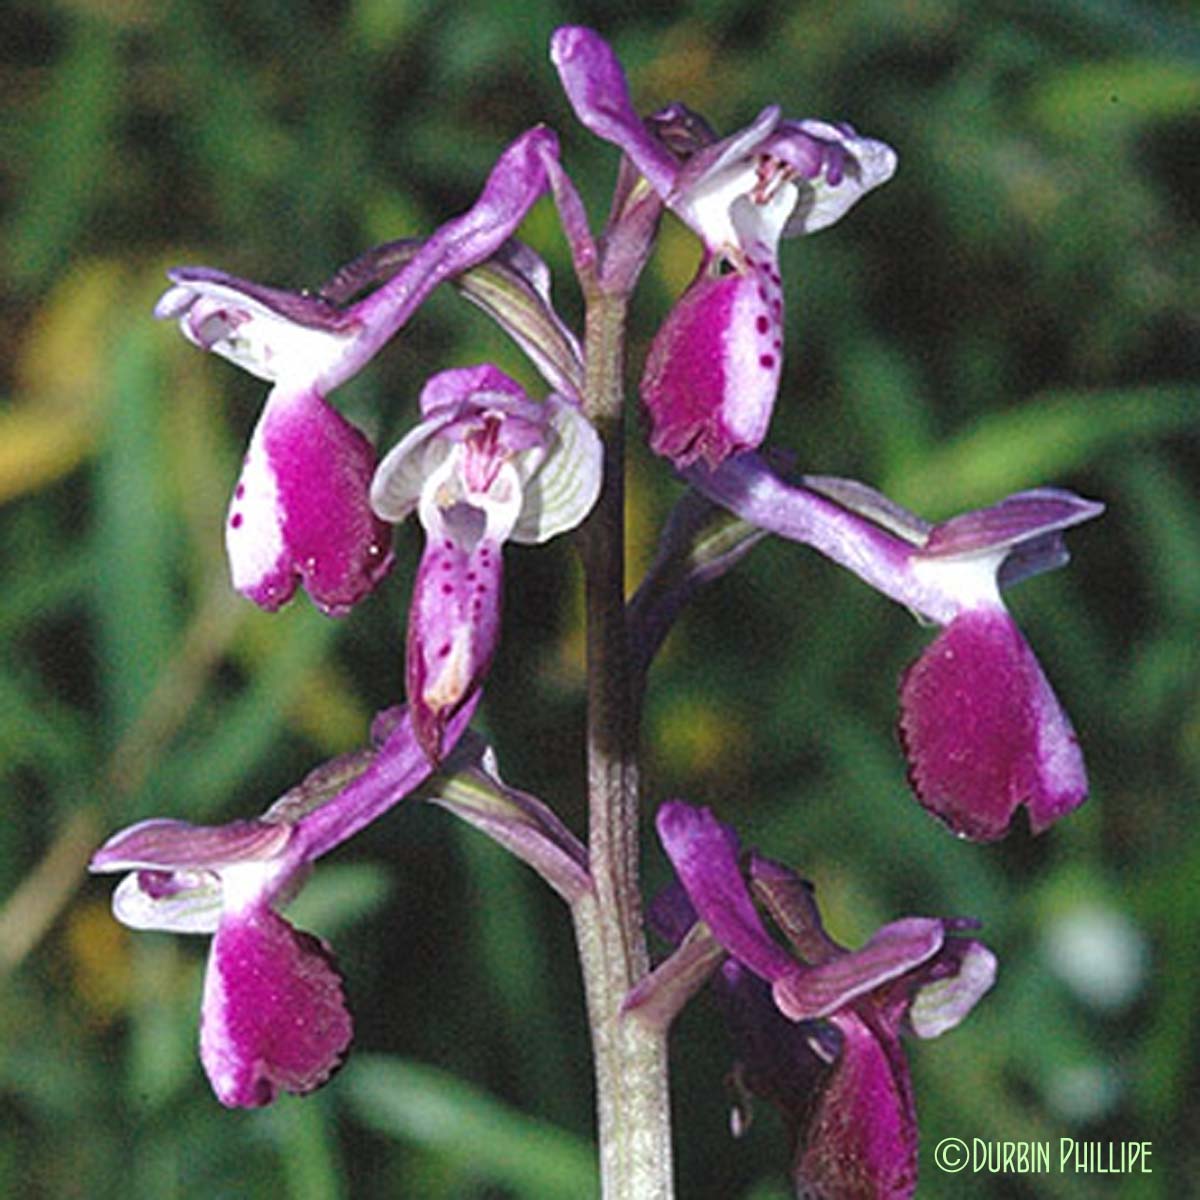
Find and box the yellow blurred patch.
[802,869,884,951]
[64,899,131,1023]
[2,260,126,504]
[289,660,378,754]
[233,604,374,754]
[652,695,741,777]
[638,26,725,115]
[653,220,703,301]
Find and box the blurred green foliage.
[2,0,1198,1196]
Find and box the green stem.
[572,290,674,1199]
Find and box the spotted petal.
[406,534,503,762]
[641,264,784,468]
[227,383,394,616]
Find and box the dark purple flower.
[90,702,476,1107]
[687,458,1103,840]
[156,127,558,616]
[653,801,996,1198]
[371,364,601,761]
[550,27,896,468]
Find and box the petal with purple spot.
[406,535,503,762]
[641,267,782,468]
[227,384,394,616]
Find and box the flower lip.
[898,606,1088,841]
[225,382,395,616]
[201,906,352,1107]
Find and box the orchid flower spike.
[371,364,602,761]
[155,127,558,616]
[687,458,1103,841]
[653,801,996,1198]
[89,702,476,1107]
[550,26,896,468]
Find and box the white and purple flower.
[371,364,602,761]
[684,458,1103,840]
[155,127,558,616]
[637,802,995,1198]
[551,27,896,468]
[90,703,475,1107]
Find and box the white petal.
[170,282,356,385]
[511,397,603,544]
[226,394,286,598]
[370,419,454,522]
[729,179,799,256]
[112,870,223,935]
[908,551,1007,615]
[675,160,762,251]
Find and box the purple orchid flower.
[686,457,1103,840]
[550,26,896,469]
[648,801,996,1198]
[155,127,558,616]
[370,364,602,761]
[90,702,476,1107]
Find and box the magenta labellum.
[899,606,1086,841]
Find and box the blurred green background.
[2,0,1198,1196]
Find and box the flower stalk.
[572,283,674,1199]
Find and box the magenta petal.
[795,1012,919,1200]
[641,265,783,468]
[228,384,394,616]
[898,607,1087,841]
[418,363,531,417]
[549,26,680,198]
[200,907,352,1108]
[341,127,557,380]
[90,817,290,873]
[406,535,503,762]
[772,919,945,1021]
[921,488,1105,561]
[655,802,796,984]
